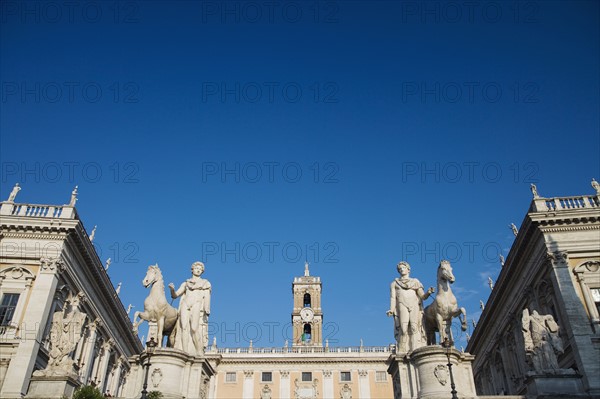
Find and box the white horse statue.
[133,264,178,347]
[424,260,467,345]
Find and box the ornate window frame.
[0,265,35,338]
[573,261,600,329]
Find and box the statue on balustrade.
[7,183,21,202]
[522,309,565,373]
[387,261,434,352]
[169,261,211,355]
[35,292,87,376]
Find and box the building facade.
[1,181,599,398]
[467,185,600,397]
[0,195,142,399]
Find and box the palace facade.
[0,181,599,398]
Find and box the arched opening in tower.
[303,293,311,307]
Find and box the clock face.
[300,308,314,322]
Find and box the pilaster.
[0,258,65,398]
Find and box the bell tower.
[292,262,323,346]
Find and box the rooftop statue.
[69,186,78,207]
[592,178,600,194]
[7,183,21,202]
[387,261,434,352]
[530,183,540,198]
[510,223,519,236]
[424,260,467,345]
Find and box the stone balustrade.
[0,201,77,219]
[211,345,393,354]
[530,194,599,212]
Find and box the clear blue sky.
[1,1,598,349]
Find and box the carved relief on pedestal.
[151,368,163,388]
[433,364,448,386]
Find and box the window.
[303,323,312,340]
[225,372,236,383]
[303,293,311,307]
[262,372,272,382]
[0,294,19,326]
[591,288,600,314]
[376,371,387,382]
[340,371,351,382]
[302,372,312,382]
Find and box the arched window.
[303,293,311,307]
[303,323,312,342]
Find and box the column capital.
[546,251,568,266]
[40,257,65,274]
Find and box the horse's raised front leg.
[133,311,149,332]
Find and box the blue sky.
[1,1,599,349]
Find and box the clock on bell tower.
[291,262,323,346]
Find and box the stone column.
[207,374,217,399]
[547,251,600,395]
[242,370,254,399]
[322,370,333,398]
[95,340,113,390]
[279,371,290,399]
[0,258,64,398]
[79,319,101,382]
[108,357,124,396]
[573,264,600,327]
[358,369,371,398]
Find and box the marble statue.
[387,261,434,352]
[592,178,600,194]
[499,254,505,267]
[424,260,467,345]
[7,183,21,202]
[127,304,134,315]
[488,277,494,290]
[69,186,78,206]
[105,258,112,271]
[35,292,87,376]
[510,223,519,236]
[133,264,178,347]
[480,300,485,310]
[89,225,97,242]
[169,261,211,355]
[115,282,122,295]
[530,183,539,198]
[522,309,565,373]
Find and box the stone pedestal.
[26,374,80,398]
[525,372,584,398]
[123,348,219,399]
[388,345,477,399]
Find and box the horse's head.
[438,260,455,283]
[142,264,161,287]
